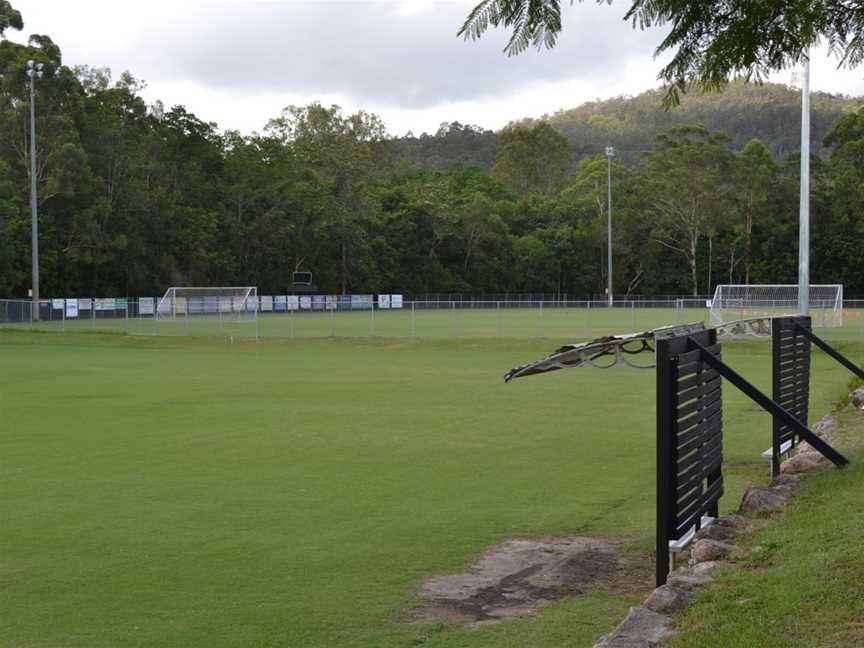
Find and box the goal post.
[710,284,843,327]
[156,287,258,324]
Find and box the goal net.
[710,284,843,327]
[156,287,258,323]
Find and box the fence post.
[29,300,33,328]
[124,300,129,335]
[538,301,544,338]
[370,302,375,337]
[451,301,456,338]
[61,301,65,333]
[496,301,501,337]
[411,301,416,338]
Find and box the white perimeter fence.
[1,298,863,341]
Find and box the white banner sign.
[139,297,155,315]
[378,294,391,309]
[65,299,79,318]
[299,296,312,310]
[95,298,115,311]
[391,294,403,309]
[287,296,300,311]
[52,299,64,310]
[260,295,274,312]
[78,298,92,310]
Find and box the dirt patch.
[413,537,641,625]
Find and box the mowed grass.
[0,330,861,647]
[16,305,864,342]
[669,409,864,648]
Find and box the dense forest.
[1,6,863,299]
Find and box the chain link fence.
[2,297,863,341]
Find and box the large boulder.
[740,486,788,515]
[594,606,676,648]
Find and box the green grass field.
[1,320,862,647]
[10,305,864,342]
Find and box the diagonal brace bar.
[688,337,849,469]
[795,324,864,381]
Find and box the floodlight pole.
[605,146,614,307]
[798,52,810,316]
[26,59,43,318]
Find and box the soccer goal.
[156,287,258,336]
[709,284,843,327]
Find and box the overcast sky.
[9,0,864,136]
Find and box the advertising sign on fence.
[78,298,92,310]
[95,298,114,311]
[274,296,287,312]
[300,296,312,310]
[115,298,128,310]
[52,299,64,310]
[65,299,79,318]
[287,296,300,311]
[391,294,403,309]
[139,298,154,315]
[261,296,274,312]
[351,295,373,310]
[325,295,337,311]
[378,295,391,309]
[311,295,326,311]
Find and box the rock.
[739,486,788,515]
[690,560,726,577]
[813,414,839,436]
[851,386,864,410]
[781,452,825,475]
[594,606,676,648]
[666,571,712,591]
[694,524,737,542]
[690,539,736,564]
[713,514,750,529]
[644,584,694,613]
[772,473,803,488]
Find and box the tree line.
[1,12,863,299]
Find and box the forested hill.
[395,82,862,168]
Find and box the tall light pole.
[605,146,614,307]
[26,59,43,316]
[798,52,810,317]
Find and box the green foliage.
[493,121,571,197]
[1,17,863,300]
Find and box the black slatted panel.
[771,316,811,477]
[656,328,723,586]
[672,340,723,539]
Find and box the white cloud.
[8,0,863,137]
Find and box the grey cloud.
[128,1,662,109]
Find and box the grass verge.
[669,409,864,648]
